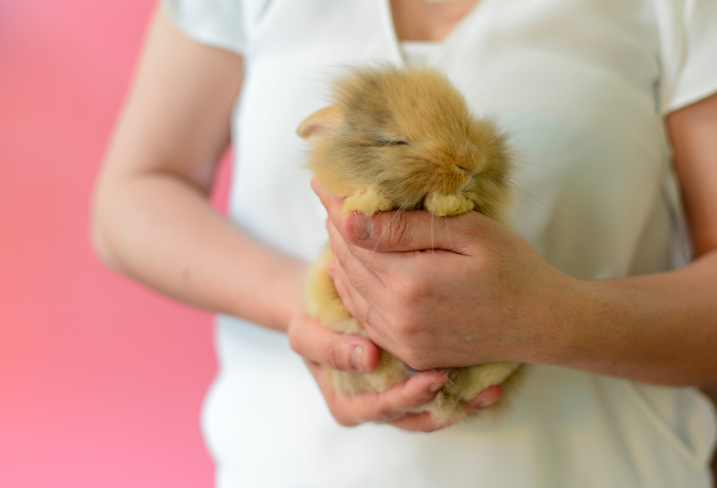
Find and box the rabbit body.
[299,66,522,422]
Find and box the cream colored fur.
[299,66,523,422]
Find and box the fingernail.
[428,382,443,393]
[354,213,372,240]
[473,392,496,409]
[475,398,492,408]
[351,346,364,372]
[327,261,335,280]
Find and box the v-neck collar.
[379,0,495,65]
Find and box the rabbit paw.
[343,188,392,216]
[425,193,475,217]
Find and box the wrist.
[533,273,606,368]
[275,260,309,332]
[549,276,638,373]
[226,255,308,333]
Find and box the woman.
[93,0,717,486]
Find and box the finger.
[311,179,344,217]
[326,217,389,310]
[464,384,504,415]
[353,371,449,423]
[389,384,506,431]
[313,176,495,255]
[289,312,379,373]
[312,177,468,254]
[331,258,404,361]
[304,359,363,427]
[342,210,488,254]
[328,258,373,327]
[318,370,449,426]
[306,359,418,428]
[326,260,354,315]
[386,411,458,433]
[327,223,400,351]
[328,259,359,317]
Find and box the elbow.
[89,188,124,273]
[90,220,118,271]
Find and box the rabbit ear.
[297,105,342,140]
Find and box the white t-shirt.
[162,1,717,486]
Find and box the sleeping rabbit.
[298,65,522,422]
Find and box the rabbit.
[298,65,523,423]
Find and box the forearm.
[93,170,305,332]
[562,250,717,386]
[91,8,306,331]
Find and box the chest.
[230,0,670,278]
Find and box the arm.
[92,6,486,431]
[321,93,717,387]
[570,92,717,385]
[92,6,304,330]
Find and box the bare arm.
[565,93,717,385]
[92,6,303,330]
[93,6,478,431]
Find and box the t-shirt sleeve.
[161,0,246,55]
[658,0,717,113]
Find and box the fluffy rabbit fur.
[298,66,522,422]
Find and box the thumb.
[311,178,497,254]
[342,210,491,253]
[288,312,380,373]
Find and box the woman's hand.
[314,182,585,372]
[304,94,717,387]
[287,303,504,432]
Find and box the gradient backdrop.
[0,1,226,486]
[4,2,716,487]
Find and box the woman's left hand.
[314,182,586,371]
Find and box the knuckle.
[334,415,358,428]
[404,353,427,371]
[393,275,432,307]
[326,399,359,427]
[330,239,348,266]
[287,327,302,354]
[385,309,421,339]
[403,348,435,371]
[385,312,412,338]
[453,215,479,242]
[375,399,397,421]
[325,340,343,370]
[385,211,411,247]
[418,424,439,433]
[404,414,441,433]
[360,304,374,329]
[332,279,349,307]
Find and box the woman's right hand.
[287,305,504,432]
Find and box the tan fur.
[299,66,523,422]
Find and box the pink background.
[0,1,226,486]
[3,1,716,486]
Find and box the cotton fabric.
[162,0,717,486]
